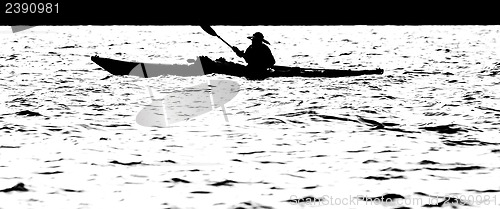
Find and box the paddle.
[201,25,244,58]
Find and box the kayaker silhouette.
[232,32,276,78]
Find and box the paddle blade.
[136,100,167,128]
[201,25,218,36]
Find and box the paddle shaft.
[140,63,154,99]
[141,63,160,104]
[201,25,240,55]
[141,63,149,78]
[216,35,233,49]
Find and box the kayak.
[91,56,384,79]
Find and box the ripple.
[0,183,28,193]
[109,160,143,166]
[237,151,266,155]
[165,178,190,183]
[419,124,479,134]
[15,110,43,117]
[209,180,238,187]
[190,191,211,194]
[230,201,274,209]
[442,139,500,146]
[36,171,64,175]
[364,175,406,180]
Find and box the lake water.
[1,26,500,209]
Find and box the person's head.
[248,32,270,45]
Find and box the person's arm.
[266,47,276,67]
[269,53,276,66]
[242,46,254,64]
[232,47,244,58]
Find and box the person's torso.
[244,44,272,67]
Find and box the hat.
[247,32,270,45]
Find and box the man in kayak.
[232,32,276,78]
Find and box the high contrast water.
[1,26,499,209]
